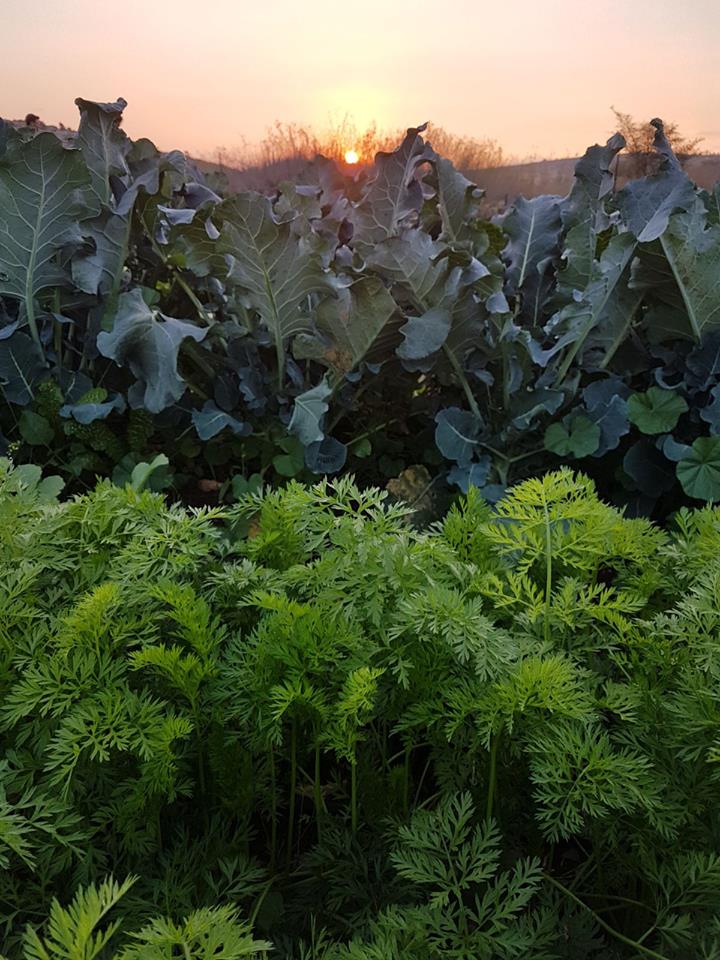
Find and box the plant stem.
[249,877,275,928]
[486,733,500,822]
[183,339,216,380]
[314,740,323,842]
[477,442,546,464]
[442,343,481,420]
[53,289,62,370]
[193,706,206,797]
[578,891,652,912]
[544,873,670,960]
[349,419,400,449]
[269,745,277,871]
[173,272,215,326]
[413,754,433,808]
[403,743,411,816]
[142,211,213,328]
[193,704,209,832]
[501,343,512,413]
[286,718,297,870]
[543,494,552,644]
[350,748,358,833]
[25,175,45,357]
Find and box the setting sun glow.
[344,149,359,164]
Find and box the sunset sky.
[2,0,718,161]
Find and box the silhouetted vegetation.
[212,118,505,178]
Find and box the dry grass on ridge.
[209,118,507,176]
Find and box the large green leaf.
[435,156,482,246]
[677,437,720,501]
[623,438,676,497]
[18,410,53,446]
[7,462,64,501]
[115,137,185,217]
[627,387,688,434]
[275,181,323,223]
[97,289,207,413]
[441,292,490,372]
[72,210,131,297]
[130,453,170,492]
[350,125,434,247]
[218,193,332,382]
[558,134,625,298]
[627,240,689,340]
[706,184,720,226]
[658,197,720,342]
[501,195,562,297]
[0,332,47,404]
[433,157,507,312]
[0,118,10,158]
[191,400,249,440]
[0,133,99,345]
[544,416,600,458]
[618,167,695,243]
[314,276,397,373]
[365,230,488,418]
[398,306,451,360]
[74,97,130,207]
[579,283,643,371]
[510,388,563,431]
[616,120,695,243]
[289,379,332,445]
[365,232,475,365]
[550,232,637,381]
[583,381,630,454]
[172,215,227,279]
[364,231,455,313]
[70,99,133,305]
[71,102,183,312]
[435,407,482,463]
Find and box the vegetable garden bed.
[1,463,720,957]
[1,101,720,517]
[2,95,720,958]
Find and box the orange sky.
[1,0,718,160]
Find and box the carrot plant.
[2,459,720,957]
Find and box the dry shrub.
[210,117,505,179]
[610,107,705,177]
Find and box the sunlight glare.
[344,149,359,164]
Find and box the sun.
[344,149,359,165]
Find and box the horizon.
[1,0,718,161]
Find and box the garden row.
[1,461,720,957]
[1,101,720,514]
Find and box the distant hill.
[5,115,76,146]
[197,150,720,212]
[194,155,312,193]
[5,114,719,206]
[470,154,720,206]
